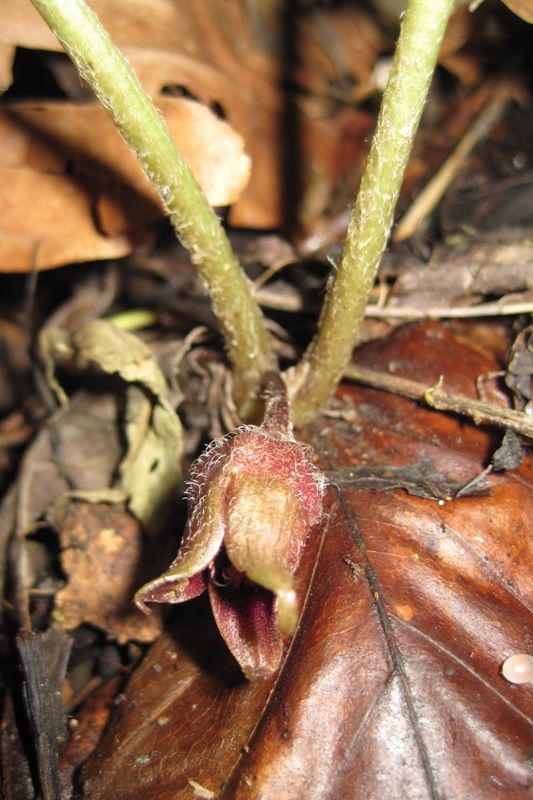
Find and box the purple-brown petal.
[208,579,283,680]
[134,376,325,677]
[135,570,208,612]
[134,470,228,612]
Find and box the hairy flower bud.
[135,373,325,679]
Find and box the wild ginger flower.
[135,372,325,679]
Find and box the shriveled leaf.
[491,429,525,471]
[66,320,170,401]
[506,324,533,413]
[13,391,122,537]
[0,98,250,271]
[5,320,181,642]
[51,502,162,644]
[326,458,492,499]
[119,388,183,530]
[6,387,171,643]
[78,322,533,799]
[40,319,183,530]
[441,174,533,241]
[6,391,137,641]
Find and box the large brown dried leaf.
[1,0,377,231]
[78,322,533,800]
[0,98,250,271]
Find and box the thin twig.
[364,299,533,319]
[344,363,533,439]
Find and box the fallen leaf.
[0,168,146,272]
[499,0,533,23]
[77,322,533,799]
[1,0,375,232]
[40,319,183,531]
[5,390,123,630]
[59,676,123,796]
[506,324,533,413]
[0,98,250,271]
[6,320,182,641]
[16,391,122,530]
[51,502,162,644]
[384,240,533,315]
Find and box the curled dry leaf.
[40,319,183,531]
[0,169,147,272]
[16,626,73,800]
[382,239,533,316]
[5,320,184,643]
[7,388,167,644]
[6,392,165,641]
[0,98,250,272]
[78,322,533,800]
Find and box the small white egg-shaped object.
[501,654,533,684]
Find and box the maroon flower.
[135,373,325,679]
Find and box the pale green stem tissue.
[290,0,454,424]
[30,0,276,418]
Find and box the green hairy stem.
[290,0,454,424]
[31,0,275,418]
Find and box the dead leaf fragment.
[0,98,250,271]
[1,0,374,232]
[52,502,162,644]
[40,319,183,531]
[0,99,249,210]
[16,626,73,800]
[499,0,533,23]
[0,169,145,272]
